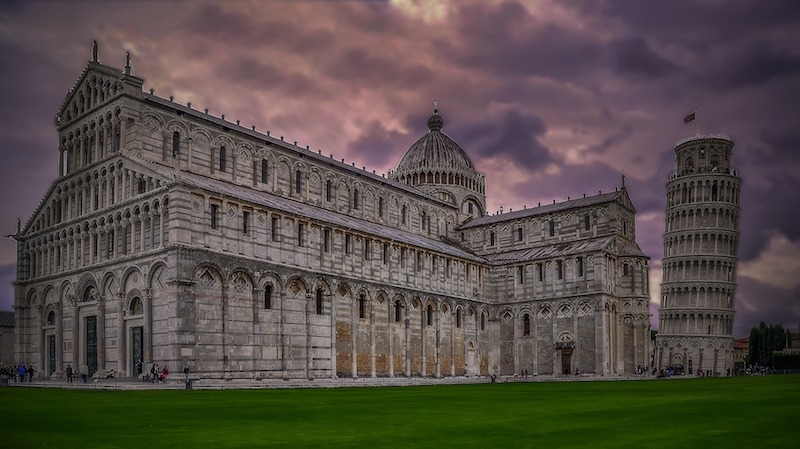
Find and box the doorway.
[561,349,573,375]
[85,316,98,376]
[131,326,143,377]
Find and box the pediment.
[57,62,128,124]
[616,189,636,213]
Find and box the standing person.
[80,364,88,383]
[17,365,26,383]
[151,363,159,383]
[27,365,34,382]
[183,363,190,382]
[66,365,74,383]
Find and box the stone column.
[450,308,455,377]
[119,116,128,152]
[388,302,394,378]
[221,285,230,379]
[143,289,152,368]
[72,302,80,370]
[55,303,63,378]
[59,147,65,177]
[404,309,411,377]
[330,290,337,379]
[97,299,106,372]
[435,305,441,379]
[117,298,126,376]
[421,308,427,377]
[280,290,288,380]
[351,295,357,379]
[305,290,312,379]
[369,300,376,378]
[633,322,640,368]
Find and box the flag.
[684,111,696,124]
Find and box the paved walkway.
[3,373,661,391]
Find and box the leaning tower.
[655,134,741,375]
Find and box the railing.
[668,166,740,180]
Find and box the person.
[28,365,35,382]
[159,365,169,383]
[183,363,190,382]
[17,364,26,383]
[80,364,88,383]
[151,363,159,383]
[66,365,74,383]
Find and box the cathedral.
[13,45,651,381]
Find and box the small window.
[358,295,366,319]
[557,260,563,280]
[523,314,530,336]
[345,234,351,254]
[421,212,427,230]
[468,203,473,214]
[538,263,544,282]
[416,252,422,272]
[481,312,486,331]
[364,239,370,260]
[172,131,180,158]
[584,214,591,231]
[242,211,250,235]
[446,259,451,278]
[456,310,462,328]
[401,205,407,224]
[316,288,324,315]
[219,146,227,172]
[549,220,555,237]
[129,297,143,315]
[577,257,584,277]
[210,204,219,230]
[382,243,389,264]
[323,229,331,253]
[271,216,279,241]
[395,300,402,323]
[353,188,360,210]
[490,231,495,246]
[379,197,384,218]
[295,170,303,194]
[325,180,332,202]
[400,247,406,268]
[47,310,56,325]
[518,265,525,284]
[623,263,630,276]
[517,227,523,241]
[264,285,272,309]
[261,159,269,183]
[297,223,305,247]
[426,305,433,326]
[137,179,146,194]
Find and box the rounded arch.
[75,272,99,300]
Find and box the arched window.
[481,312,486,331]
[378,197,384,218]
[172,131,180,158]
[358,294,366,319]
[219,146,227,172]
[456,309,462,328]
[316,288,323,315]
[129,297,143,315]
[421,211,427,230]
[523,314,530,336]
[427,304,433,326]
[623,263,630,276]
[325,180,332,202]
[295,170,303,194]
[395,300,402,322]
[401,205,407,224]
[47,310,56,325]
[261,159,268,183]
[83,287,97,302]
[353,188,360,210]
[264,285,272,309]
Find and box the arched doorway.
[556,332,575,375]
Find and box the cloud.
[734,276,800,337]
[612,36,676,79]
[739,234,800,291]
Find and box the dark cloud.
[738,173,800,261]
[0,263,15,312]
[347,121,411,169]
[452,110,553,171]
[695,42,800,91]
[735,276,800,336]
[450,1,605,80]
[612,36,676,79]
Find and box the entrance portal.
[48,335,56,375]
[561,349,573,375]
[85,316,98,376]
[131,326,143,376]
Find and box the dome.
[395,109,475,173]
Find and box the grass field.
[1,375,798,448]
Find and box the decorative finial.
[427,100,444,131]
[92,40,99,62]
[621,170,626,189]
[433,99,439,114]
[124,51,131,75]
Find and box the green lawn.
[1,375,798,448]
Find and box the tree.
[746,322,787,367]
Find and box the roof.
[143,93,456,211]
[394,112,475,173]
[619,240,649,258]
[481,236,615,264]
[675,133,733,148]
[460,190,624,229]
[0,311,14,327]
[733,337,749,349]
[177,170,487,263]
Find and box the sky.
[0,0,798,337]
